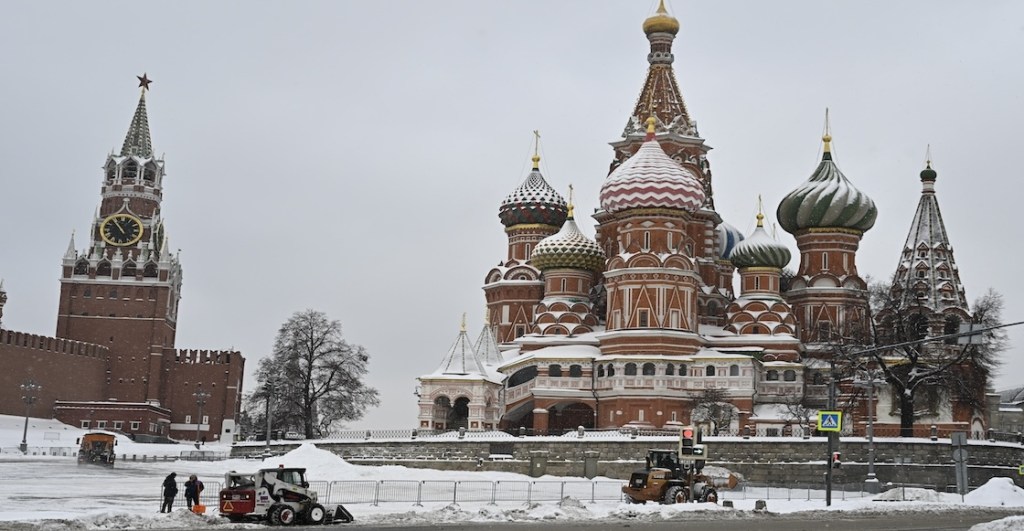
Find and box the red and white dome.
[599,137,705,214]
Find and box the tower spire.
[531,130,541,170]
[567,184,575,219]
[822,108,833,160]
[121,74,154,158]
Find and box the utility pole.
[826,356,836,507]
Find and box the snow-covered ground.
[2,415,1023,530]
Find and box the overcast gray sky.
[2,1,1022,429]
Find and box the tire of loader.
[268,504,283,526]
[272,504,297,526]
[664,485,689,504]
[305,503,326,525]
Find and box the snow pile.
[873,487,954,503]
[36,510,249,530]
[965,477,1024,507]
[256,442,356,474]
[970,515,1024,531]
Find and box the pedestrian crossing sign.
[818,411,842,432]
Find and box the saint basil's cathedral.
[416,2,986,437]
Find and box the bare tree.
[690,388,737,435]
[248,309,380,438]
[848,282,1006,437]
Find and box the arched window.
[597,365,605,377]
[105,161,117,182]
[508,366,538,387]
[625,363,637,376]
[678,364,687,377]
[729,364,739,376]
[783,370,797,382]
[607,364,615,377]
[569,365,582,377]
[109,288,118,299]
[123,160,138,181]
[144,263,158,278]
[766,370,779,381]
[666,363,675,376]
[944,315,962,345]
[96,261,112,277]
[122,261,137,278]
[74,259,89,275]
[908,313,928,341]
[143,161,157,183]
[548,364,562,377]
[642,363,656,376]
[706,366,716,377]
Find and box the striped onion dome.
[499,155,568,228]
[531,207,605,272]
[729,214,791,269]
[599,119,705,213]
[777,135,877,234]
[715,221,744,259]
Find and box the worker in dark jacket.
[184,474,204,510]
[160,472,178,513]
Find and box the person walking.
[160,472,178,513]
[184,474,204,510]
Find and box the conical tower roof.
[625,1,694,139]
[890,159,969,310]
[473,322,504,368]
[121,75,154,158]
[432,318,488,377]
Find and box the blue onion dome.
[499,153,568,228]
[599,117,705,213]
[643,0,680,35]
[729,213,792,269]
[715,221,744,259]
[531,200,605,272]
[776,133,877,234]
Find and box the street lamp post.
[20,379,42,454]
[264,377,279,457]
[192,385,211,450]
[855,369,882,493]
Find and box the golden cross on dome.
[137,73,153,91]
[460,312,467,332]
[567,184,575,219]
[925,144,932,168]
[822,107,832,153]
[532,130,541,169]
[756,194,765,227]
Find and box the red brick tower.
[597,117,708,356]
[484,137,568,342]
[56,75,183,405]
[777,126,878,350]
[605,0,732,322]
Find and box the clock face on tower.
[100,213,144,246]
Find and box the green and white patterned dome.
[729,213,791,269]
[777,134,877,234]
[531,206,605,272]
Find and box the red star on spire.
[137,73,153,91]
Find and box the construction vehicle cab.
[76,431,116,467]
[219,466,351,525]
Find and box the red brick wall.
[0,330,109,417]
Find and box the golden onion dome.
[643,0,680,35]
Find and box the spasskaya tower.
[56,74,182,405]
